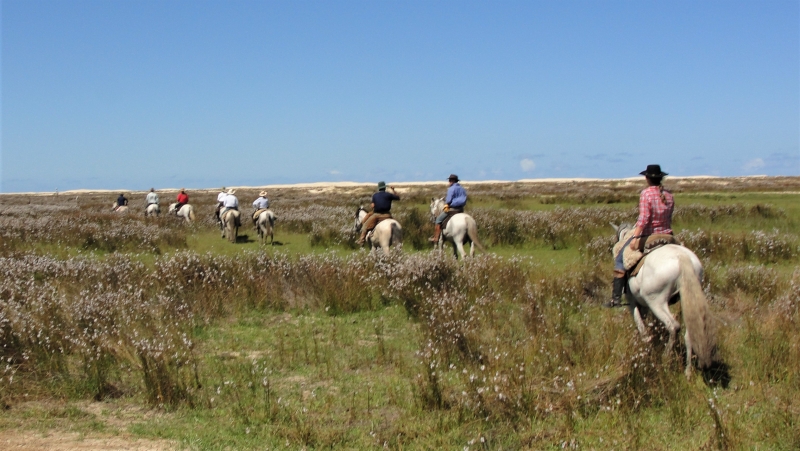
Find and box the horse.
[611,223,716,379]
[355,207,403,254]
[220,209,240,243]
[145,204,160,217]
[255,209,277,245]
[429,198,485,259]
[168,203,195,224]
[111,202,129,213]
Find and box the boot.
[603,277,626,308]
[429,224,442,243]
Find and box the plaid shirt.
[635,186,674,235]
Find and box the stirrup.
[603,298,623,308]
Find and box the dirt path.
[0,430,176,450]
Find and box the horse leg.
[632,306,648,336]
[649,300,681,359]
[454,240,466,259]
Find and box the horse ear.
[609,223,619,231]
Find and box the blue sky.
[1,0,798,192]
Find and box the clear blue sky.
[1,0,798,192]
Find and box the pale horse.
[111,202,129,213]
[220,208,240,243]
[354,207,403,253]
[145,204,160,217]
[167,203,196,224]
[429,198,485,259]
[611,223,716,379]
[255,209,277,245]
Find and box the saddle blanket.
[253,208,268,220]
[441,208,464,230]
[613,230,679,276]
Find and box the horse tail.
[189,208,196,222]
[390,221,403,247]
[466,218,486,254]
[678,254,714,369]
[269,211,276,227]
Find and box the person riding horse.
[175,189,189,212]
[145,188,159,206]
[114,193,128,211]
[221,188,241,227]
[215,187,227,224]
[252,191,270,228]
[605,164,674,308]
[430,174,467,243]
[357,181,400,245]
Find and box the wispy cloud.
[742,158,765,171]
[329,170,342,175]
[520,158,536,172]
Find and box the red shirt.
[634,185,674,235]
[177,193,189,204]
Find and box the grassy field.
[0,177,798,450]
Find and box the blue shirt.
[445,183,467,208]
[372,191,400,214]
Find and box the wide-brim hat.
[447,174,459,182]
[377,181,386,190]
[259,191,267,197]
[640,164,668,178]
[227,188,236,195]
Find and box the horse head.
[429,197,446,220]
[168,203,178,214]
[610,222,633,244]
[354,206,366,232]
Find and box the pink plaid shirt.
[635,186,674,235]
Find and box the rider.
[357,181,400,245]
[605,164,674,308]
[215,187,227,224]
[221,188,241,226]
[115,193,128,210]
[252,191,270,228]
[430,174,467,243]
[175,188,189,212]
[145,188,159,210]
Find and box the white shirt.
[252,197,269,209]
[146,192,159,205]
[217,192,227,203]
[223,194,239,208]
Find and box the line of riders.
[111,165,673,308]
[114,186,270,230]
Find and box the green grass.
[1,181,799,450]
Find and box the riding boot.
[603,277,626,308]
[429,224,442,243]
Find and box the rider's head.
[150,188,154,192]
[448,174,459,185]
[259,191,267,197]
[640,165,667,186]
[377,181,386,191]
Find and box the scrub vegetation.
[0,176,798,450]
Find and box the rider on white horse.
[357,181,400,245]
[220,188,241,227]
[430,174,467,244]
[214,187,227,224]
[175,188,189,212]
[114,193,129,211]
[252,191,270,228]
[605,164,674,308]
[145,188,159,214]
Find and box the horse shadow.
[235,234,256,244]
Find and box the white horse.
[220,209,240,243]
[168,203,195,224]
[355,207,403,254]
[145,204,160,217]
[255,209,277,245]
[611,223,716,378]
[111,202,129,213]
[429,198,485,259]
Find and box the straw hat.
[259,191,267,197]
[227,188,236,195]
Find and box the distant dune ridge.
[0,175,777,196]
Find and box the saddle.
[613,231,680,277]
[253,208,268,221]
[440,208,463,230]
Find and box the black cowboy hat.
[448,174,459,182]
[639,164,668,178]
